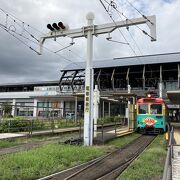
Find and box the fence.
[0,118,83,135]
[0,116,128,141]
[94,116,128,144]
[163,126,174,180]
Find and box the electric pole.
[39,12,156,146]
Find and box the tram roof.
[137,97,165,104]
[63,52,180,71]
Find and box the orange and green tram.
[136,96,168,134]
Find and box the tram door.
[129,104,136,130]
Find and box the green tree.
[2,102,12,118]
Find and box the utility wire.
[116,0,155,74]
[115,0,143,55]
[99,0,149,70]
[0,8,39,42]
[99,0,139,57]
[0,24,84,68]
[0,8,101,69]
[117,0,154,76]
[0,7,84,68]
[0,7,42,35]
[0,7,84,62]
[102,0,155,41]
[0,25,40,55]
[123,0,153,24]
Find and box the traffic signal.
[52,23,60,30]
[47,22,66,31]
[58,22,65,29]
[47,24,54,31]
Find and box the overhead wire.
[99,0,156,81]
[102,0,155,41]
[0,8,84,61]
[115,0,143,55]
[0,7,84,68]
[0,24,40,55]
[116,0,154,77]
[118,0,154,75]
[0,7,112,71]
[99,0,139,57]
[0,8,40,43]
[0,7,42,35]
[54,40,84,60]
[124,0,153,25]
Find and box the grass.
[0,132,149,180]
[0,143,105,180]
[0,132,80,149]
[107,133,141,148]
[0,139,21,148]
[118,134,167,180]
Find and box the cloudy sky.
[0,0,179,84]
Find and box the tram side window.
[150,104,162,114]
[138,104,148,114]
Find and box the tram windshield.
[138,104,148,114]
[150,104,162,114]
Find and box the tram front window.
[138,104,148,114]
[150,104,162,114]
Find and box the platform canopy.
[167,91,180,104]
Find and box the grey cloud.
[0,0,180,84]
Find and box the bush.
[0,119,29,133]
[0,119,46,133]
[97,116,126,125]
[97,116,115,124]
[0,118,84,133]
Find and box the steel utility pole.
[39,12,156,146]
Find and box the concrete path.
[171,123,180,179]
[0,133,25,140]
[174,127,180,145]
[172,146,180,180]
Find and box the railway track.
[40,135,156,180]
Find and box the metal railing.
[163,126,174,180]
[93,117,128,144]
[0,118,82,135]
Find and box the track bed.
[41,135,156,180]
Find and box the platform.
[172,146,180,180]
[171,123,180,180]
[172,123,180,145]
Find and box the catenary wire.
[99,0,139,57]
[0,8,84,68]
[102,0,155,41]
[0,7,84,61]
[115,0,143,55]
[0,24,84,68]
[99,0,153,73]
[123,0,153,24]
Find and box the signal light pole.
[39,12,156,146]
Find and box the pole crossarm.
[39,15,156,54]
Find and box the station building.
[0,52,180,121]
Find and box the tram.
[136,94,168,134]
